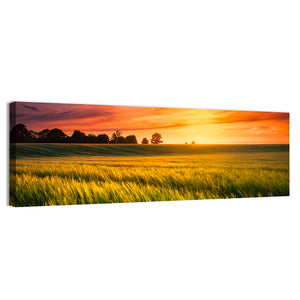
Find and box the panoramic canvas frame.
[9,101,289,207]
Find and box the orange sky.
[11,102,289,144]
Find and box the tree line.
[10,124,163,144]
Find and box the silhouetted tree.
[37,129,50,142]
[97,134,109,144]
[87,134,97,143]
[46,128,67,143]
[10,123,154,145]
[125,135,137,144]
[110,130,124,144]
[29,130,39,140]
[117,136,126,144]
[71,130,86,143]
[150,133,163,144]
[10,124,34,143]
[141,138,149,144]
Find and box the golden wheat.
[9,152,289,206]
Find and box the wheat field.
[9,144,289,206]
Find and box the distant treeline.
[10,124,163,144]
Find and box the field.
[9,144,289,206]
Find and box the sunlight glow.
[11,102,289,144]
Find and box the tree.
[71,130,86,143]
[97,134,109,144]
[150,133,163,144]
[117,136,126,144]
[87,134,97,143]
[141,138,149,144]
[46,128,67,143]
[125,135,137,144]
[37,129,50,142]
[29,130,39,140]
[10,123,33,143]
[110,130,123,143]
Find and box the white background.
[0,1,299,299]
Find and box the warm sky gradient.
[10,102,289,144]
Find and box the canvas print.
[9,101,289,207]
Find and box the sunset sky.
[10,102,289,144]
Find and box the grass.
[9,144,289,206]
[10,143,289,159]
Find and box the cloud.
[90,121,190,132]
[248,126,274,135]
[249,126,271,131]
[10,112,26,118]
[214,111,289,124]
[29,110,75,121]
[23,104,40,112]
